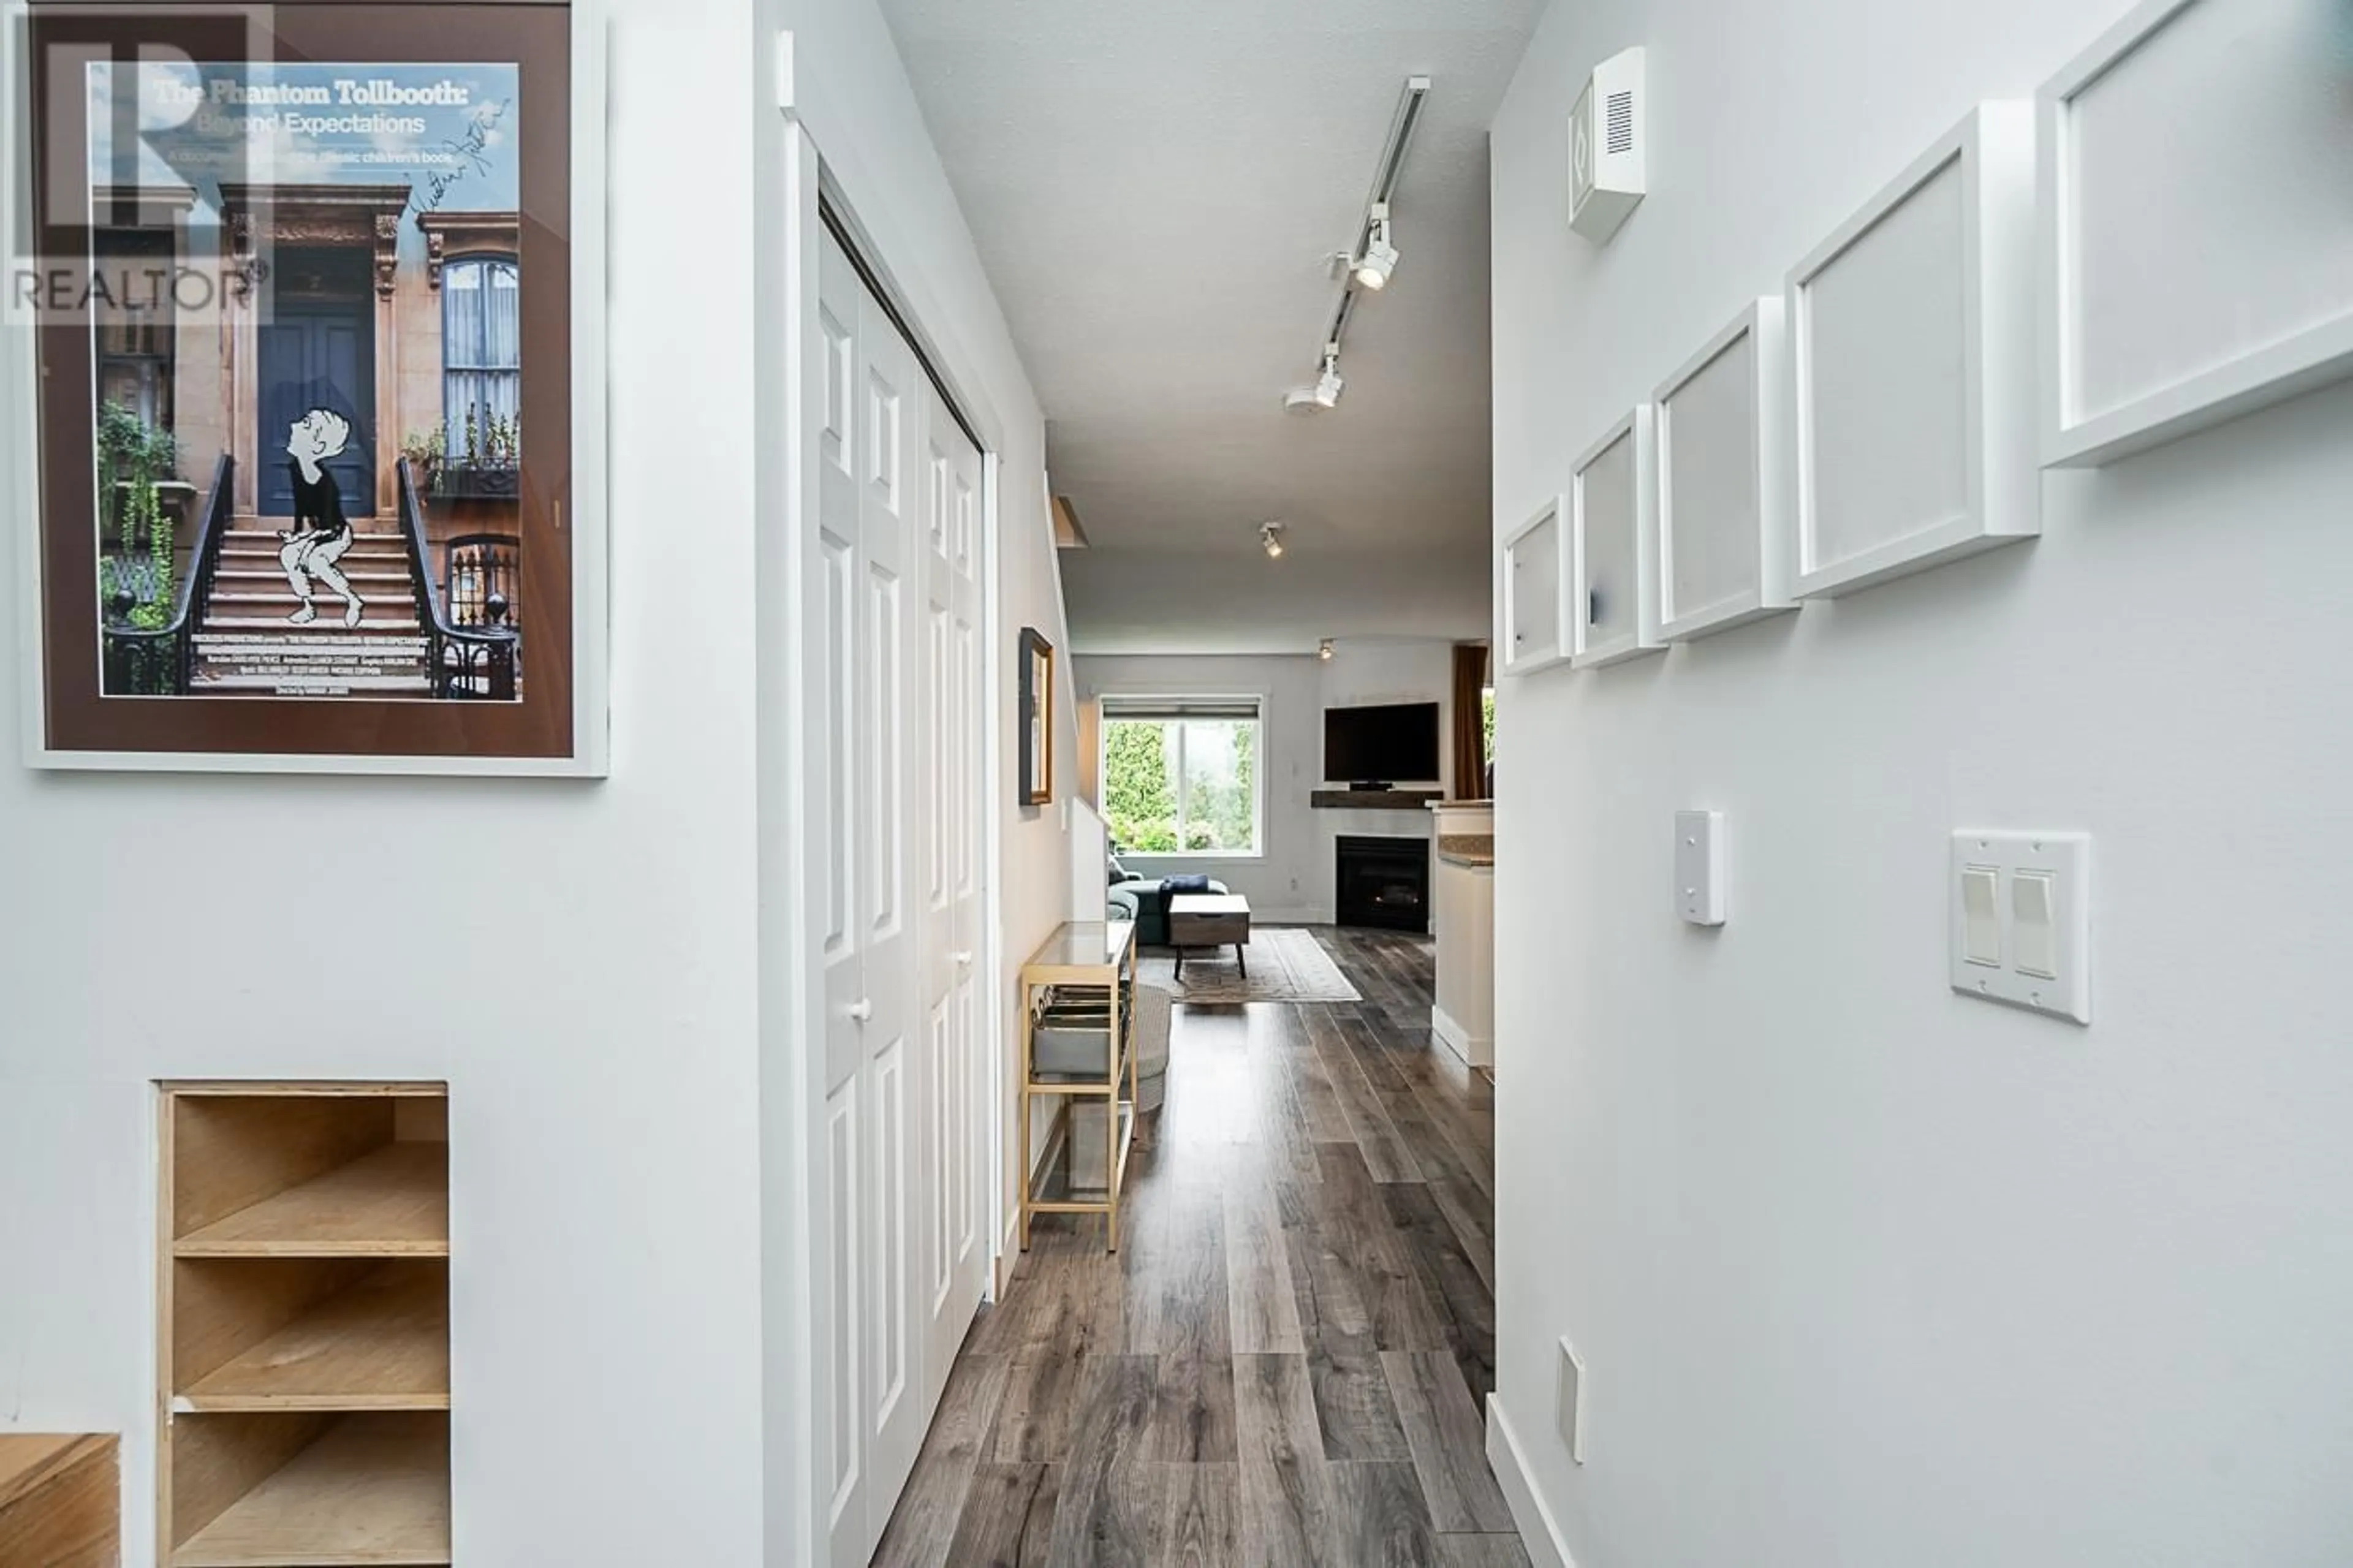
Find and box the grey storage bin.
[1031,988,1127,1081]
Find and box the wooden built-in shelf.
[177,1263,449,1412]
[161,1083,451,1567]
[1310,787,1446,810]
[170,1413,449,1567]
[175,1143,448,1258]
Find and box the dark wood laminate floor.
[874,927,1526,1568]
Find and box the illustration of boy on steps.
[279,407,366,627]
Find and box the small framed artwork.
[1653,297,1794,642]
[1570,405,1663,669]
[7,0,608,774]
[1018,626,1054,806]
[1497,497,1569,676]
[1786,102,2037,599]
[2039,0,2353,468]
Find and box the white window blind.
[1098,695,1262,723]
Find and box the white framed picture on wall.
[1498,496,1570,676]
[1784,101,2037,599]
[2037,0,2353,468]
[1653,297,1794,642]
[1570,404,1662,668]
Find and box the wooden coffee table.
[1169,893,1252,980]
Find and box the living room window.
[1099,695,1262,857]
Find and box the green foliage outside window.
[1104,719,1177,850]
[1102,716,1258,855]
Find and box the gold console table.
[1016,918,1139,1251]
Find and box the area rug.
[1139,927,1362,1004]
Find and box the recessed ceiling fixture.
[1284,345,1346,414]
[1354,203,1400,290]
[1260,522,1287,559]
[1281,75,1430,413]
[1318,638,1335,661]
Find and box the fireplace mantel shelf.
[1311,789,1445,810]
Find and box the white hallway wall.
[0,0,768,1561]
[0,0,1075,1561]
[1490,2,2353,1566]
[1075,639,1464,925]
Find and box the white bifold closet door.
[813,225,991,1568]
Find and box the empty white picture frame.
[1786,102,2038,598]
[1571,406,1662,668]
[1653,298,1794,640]
[1499,498,1571,676]
[2040,0,2353,468]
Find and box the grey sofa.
[1109,874,1229,947]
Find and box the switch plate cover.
[1950,831,2091,1023]
[1675,809,1726,925]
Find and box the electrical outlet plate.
[1949,830,2091,1023]
[1556,1337,1586,1463]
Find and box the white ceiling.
[877,0,1547,654]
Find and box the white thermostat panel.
[1571,46,1646,244]
[1675,810,1726,926]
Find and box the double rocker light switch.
[1949,831,2091,1024]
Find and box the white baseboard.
[1487,1393,1578,1568]
[1432,1005,1493,1067]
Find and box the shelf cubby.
[174,1259,450,1412]
[168,1411,449,1567]
[159,1083,451,1567]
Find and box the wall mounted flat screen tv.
[1324,702,1441,785]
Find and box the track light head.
[1354,205,1399,291]
[1261,523,1287,559]
[1283,346,1346,414]
[1317,638,1335,661]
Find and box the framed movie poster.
[4,0,607,773]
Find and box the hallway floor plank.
[873,926,1528,1568]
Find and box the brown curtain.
[1450,643,1490,799]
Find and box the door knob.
[953,951,974,966]
[847,999,874,1022]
